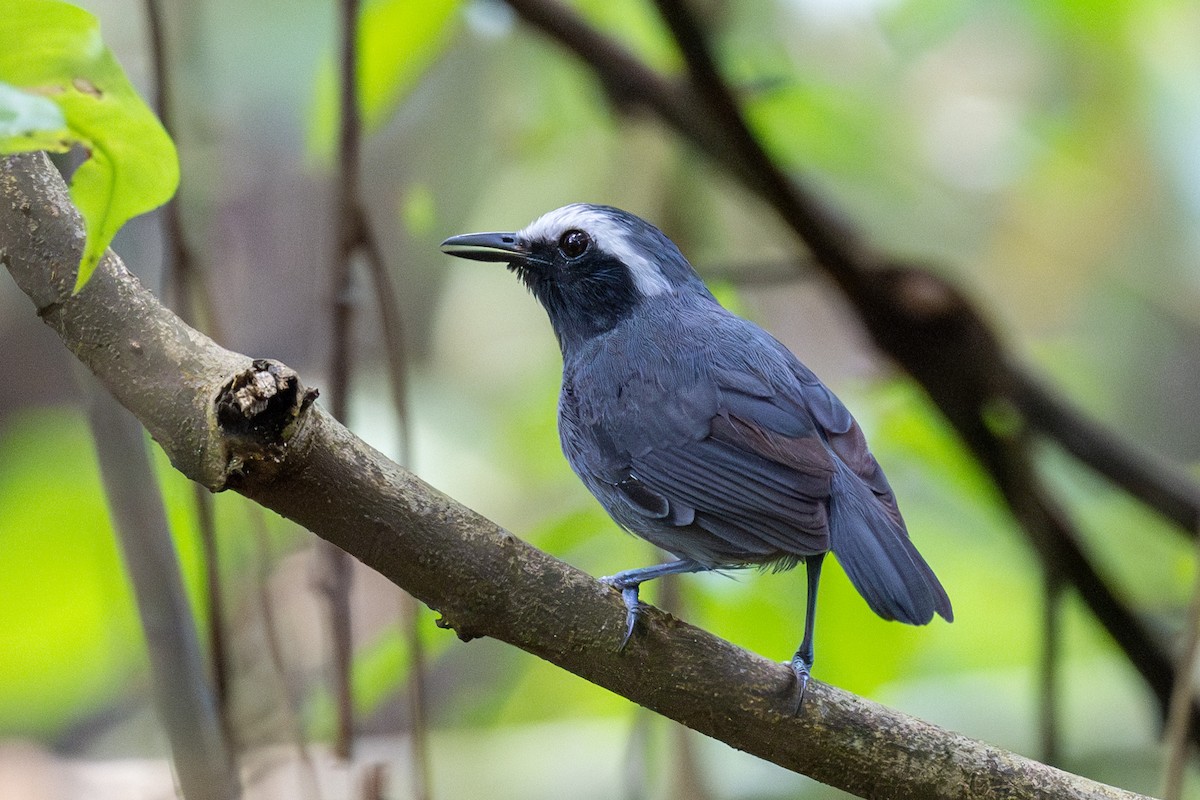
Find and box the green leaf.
[308,0,461,160]
[0,0,179,291]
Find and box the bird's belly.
[577,468,804,570]
[636,519,800,571]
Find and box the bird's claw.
[601,576,645,651]
[790,655,812,714]
[617,586,648,651]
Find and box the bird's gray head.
[441,204,712,350]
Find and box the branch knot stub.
[214,359,319,490]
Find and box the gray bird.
[441,203,952,694]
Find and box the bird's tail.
[828,460,953,625]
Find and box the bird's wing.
[784,360,906,529]
[608,360,838,561]
[784,364,952,624]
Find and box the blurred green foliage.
[0,409,143,737]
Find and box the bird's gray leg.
[790,552,825,711]
[600,559,707,650]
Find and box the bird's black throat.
[512,248,644,351]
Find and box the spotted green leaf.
[0,0,179,291]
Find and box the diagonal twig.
[648,0,870,294]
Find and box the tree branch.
[648,0,870,295]
[0,153,1151,800]
[1012,371,1200,534]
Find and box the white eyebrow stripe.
[519,204,673,297]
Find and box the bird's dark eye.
[558,229,591,259]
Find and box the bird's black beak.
[440,231,525,263]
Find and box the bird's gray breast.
[557,320,714,547]
[558,316,715,478]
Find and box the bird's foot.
[789,654,812,714]
[599,576,645,651]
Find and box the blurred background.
[2,0,1200,797]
